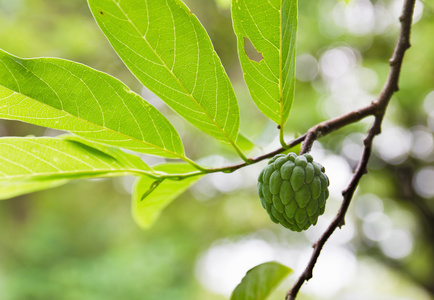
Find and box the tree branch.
[285,0,416,299]
[156,102,376,180]
[203,104,377,174]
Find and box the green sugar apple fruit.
[257,153,330,231]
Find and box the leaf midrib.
[0,168,152,181]
[279,0,284,128]
[0,85,183,159]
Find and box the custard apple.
[257,153,330,231]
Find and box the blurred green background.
[0,0,433,299]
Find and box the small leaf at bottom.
[132,163,203,229]
[230,261,292,300]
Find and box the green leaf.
[0,137,154,186]
[236,132,260,153]
[88,0,240,145]
[282,142,301,155]
[0,180,68,200]
[230,261,292,300]
[232,0,298,127]
[0,49,184,158]
[60,135,150,171]
[132,163,203,229]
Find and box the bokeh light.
[412,167,434,198]
[410,127,434,160]
[195,238,275,297]
[301,246,358,298]
[379,229,414,259]
[355,193,384,219]
[295,53,319,82]
[374,126,412,164]
[362,212,392,242]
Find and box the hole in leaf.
[243,37,263,63]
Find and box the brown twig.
[285,0,416,299]
[161,103,378,180]
[205,104,377,174]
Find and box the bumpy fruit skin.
[257,153,330,232]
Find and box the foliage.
[0,0,433,299]
[230,262,292,300]
[0,0,300,234]
[0,0,299,297]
